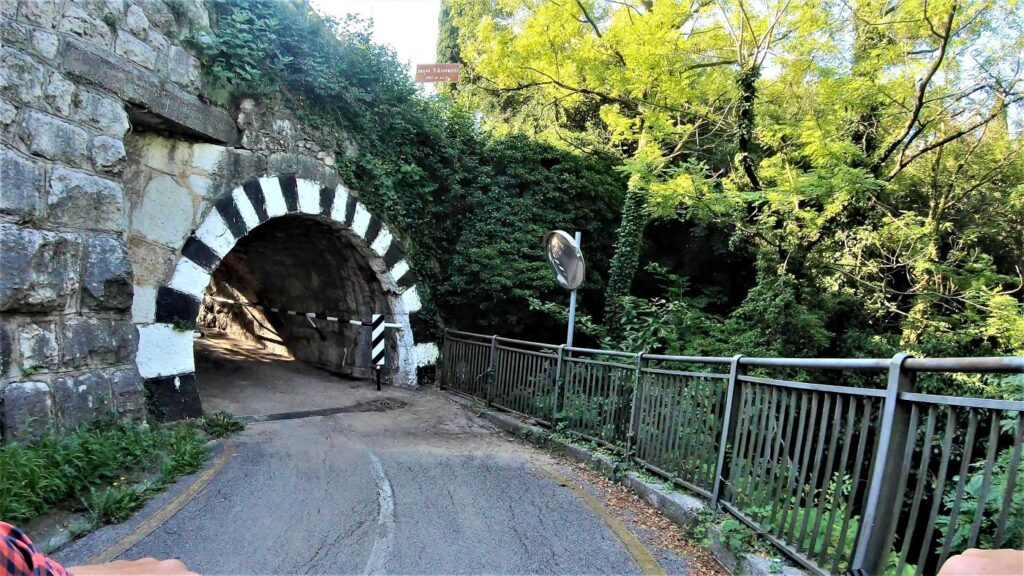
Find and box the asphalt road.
[57,386,688,574]
[55,338,699,574]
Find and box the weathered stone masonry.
[1,0,437,441]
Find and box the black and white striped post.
[371,314,386,391]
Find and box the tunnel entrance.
[135,175,432,422]
[194,215,390,416]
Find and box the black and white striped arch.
[134,174,438,394]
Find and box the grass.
[0,413,245,529]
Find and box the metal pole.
[566,231,582,349]
[711,354,745,509]
[851,352,915,575]
[552,344,566,428]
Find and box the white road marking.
[363,451,395,575]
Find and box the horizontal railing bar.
[740,357,891,370]
[643,353,733,364]
[445,329,494,340]
[445,335,493,347]
[629,457,714,500]
[903,356,1024,373]
[640,367,730,380]
[566,356,635,369]
[567,346,638,358]
[495,344,558,360]
[495,335,562,350]
[900,392,1024,412]
[739,375,888,398]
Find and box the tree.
[444,0,1024,359]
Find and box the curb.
[444,391,808,576]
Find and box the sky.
[312,0,444,76]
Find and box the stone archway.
[133,174,436,420]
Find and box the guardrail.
[439,329,1024,576]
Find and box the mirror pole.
[565,231,582,349]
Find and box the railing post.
[552,344,566,428]
[438,331,449,390]
[625,352,645,459]
[711,354,745,509]
[486,335,497,406]
[850,352,914,575]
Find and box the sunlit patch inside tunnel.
[193,214,396,416]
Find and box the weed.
[201,411,244,438]
[19,365,41,378]
[171,319,193,333]
[0,419,209,525]
[82,483,147,526]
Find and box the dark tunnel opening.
[193,215,396,415]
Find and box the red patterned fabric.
[1,521,73,576]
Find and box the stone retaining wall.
[0,0,436,441]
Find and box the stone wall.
[0,0,437,441]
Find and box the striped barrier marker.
[372,314,386,390]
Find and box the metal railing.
[439,329,1024,576]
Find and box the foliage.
[193,0,627,341]
[0,419,215,525]
[443,0,1024,375]
[934,446,1024,554]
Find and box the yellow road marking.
[541,465,667,576]
[87,438,236,564]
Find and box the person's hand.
[938,549,1024,576]
[69,558,198,576]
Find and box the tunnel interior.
[194,214,396,413]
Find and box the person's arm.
[69,558,198,576]
[938,549,1024,576]
[2,521,196,576]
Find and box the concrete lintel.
[61,38,239,145]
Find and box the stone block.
[72,90,130,137]
[92,135,126,172]
[111,365,144,418]
[115,29,156,70]
[17,0,61,29]
[20,110,90,168]
[0,321,13,376]
[0,149,45,217]
[131,174,193,247]
[0,223,81,312]
[31,30,60,60]
[61,38,238,144]
[18,321,59,371]
[166,45,200,91]
[138,0,177,36]
[82,233,133,310]
[52,371,113,430]
[48,167,126,231]
[143,373,202,422]
[59,3,113,46]
[2,381,54,441]
[60,316,136,369]
[44,71,75,116]
[0,16,31,50]
[0,99,17,125]
[137,135,191,174]
[124,4,149,37]
[131,284,157,323]
[190,143,227,173]
[0,47,47,105]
